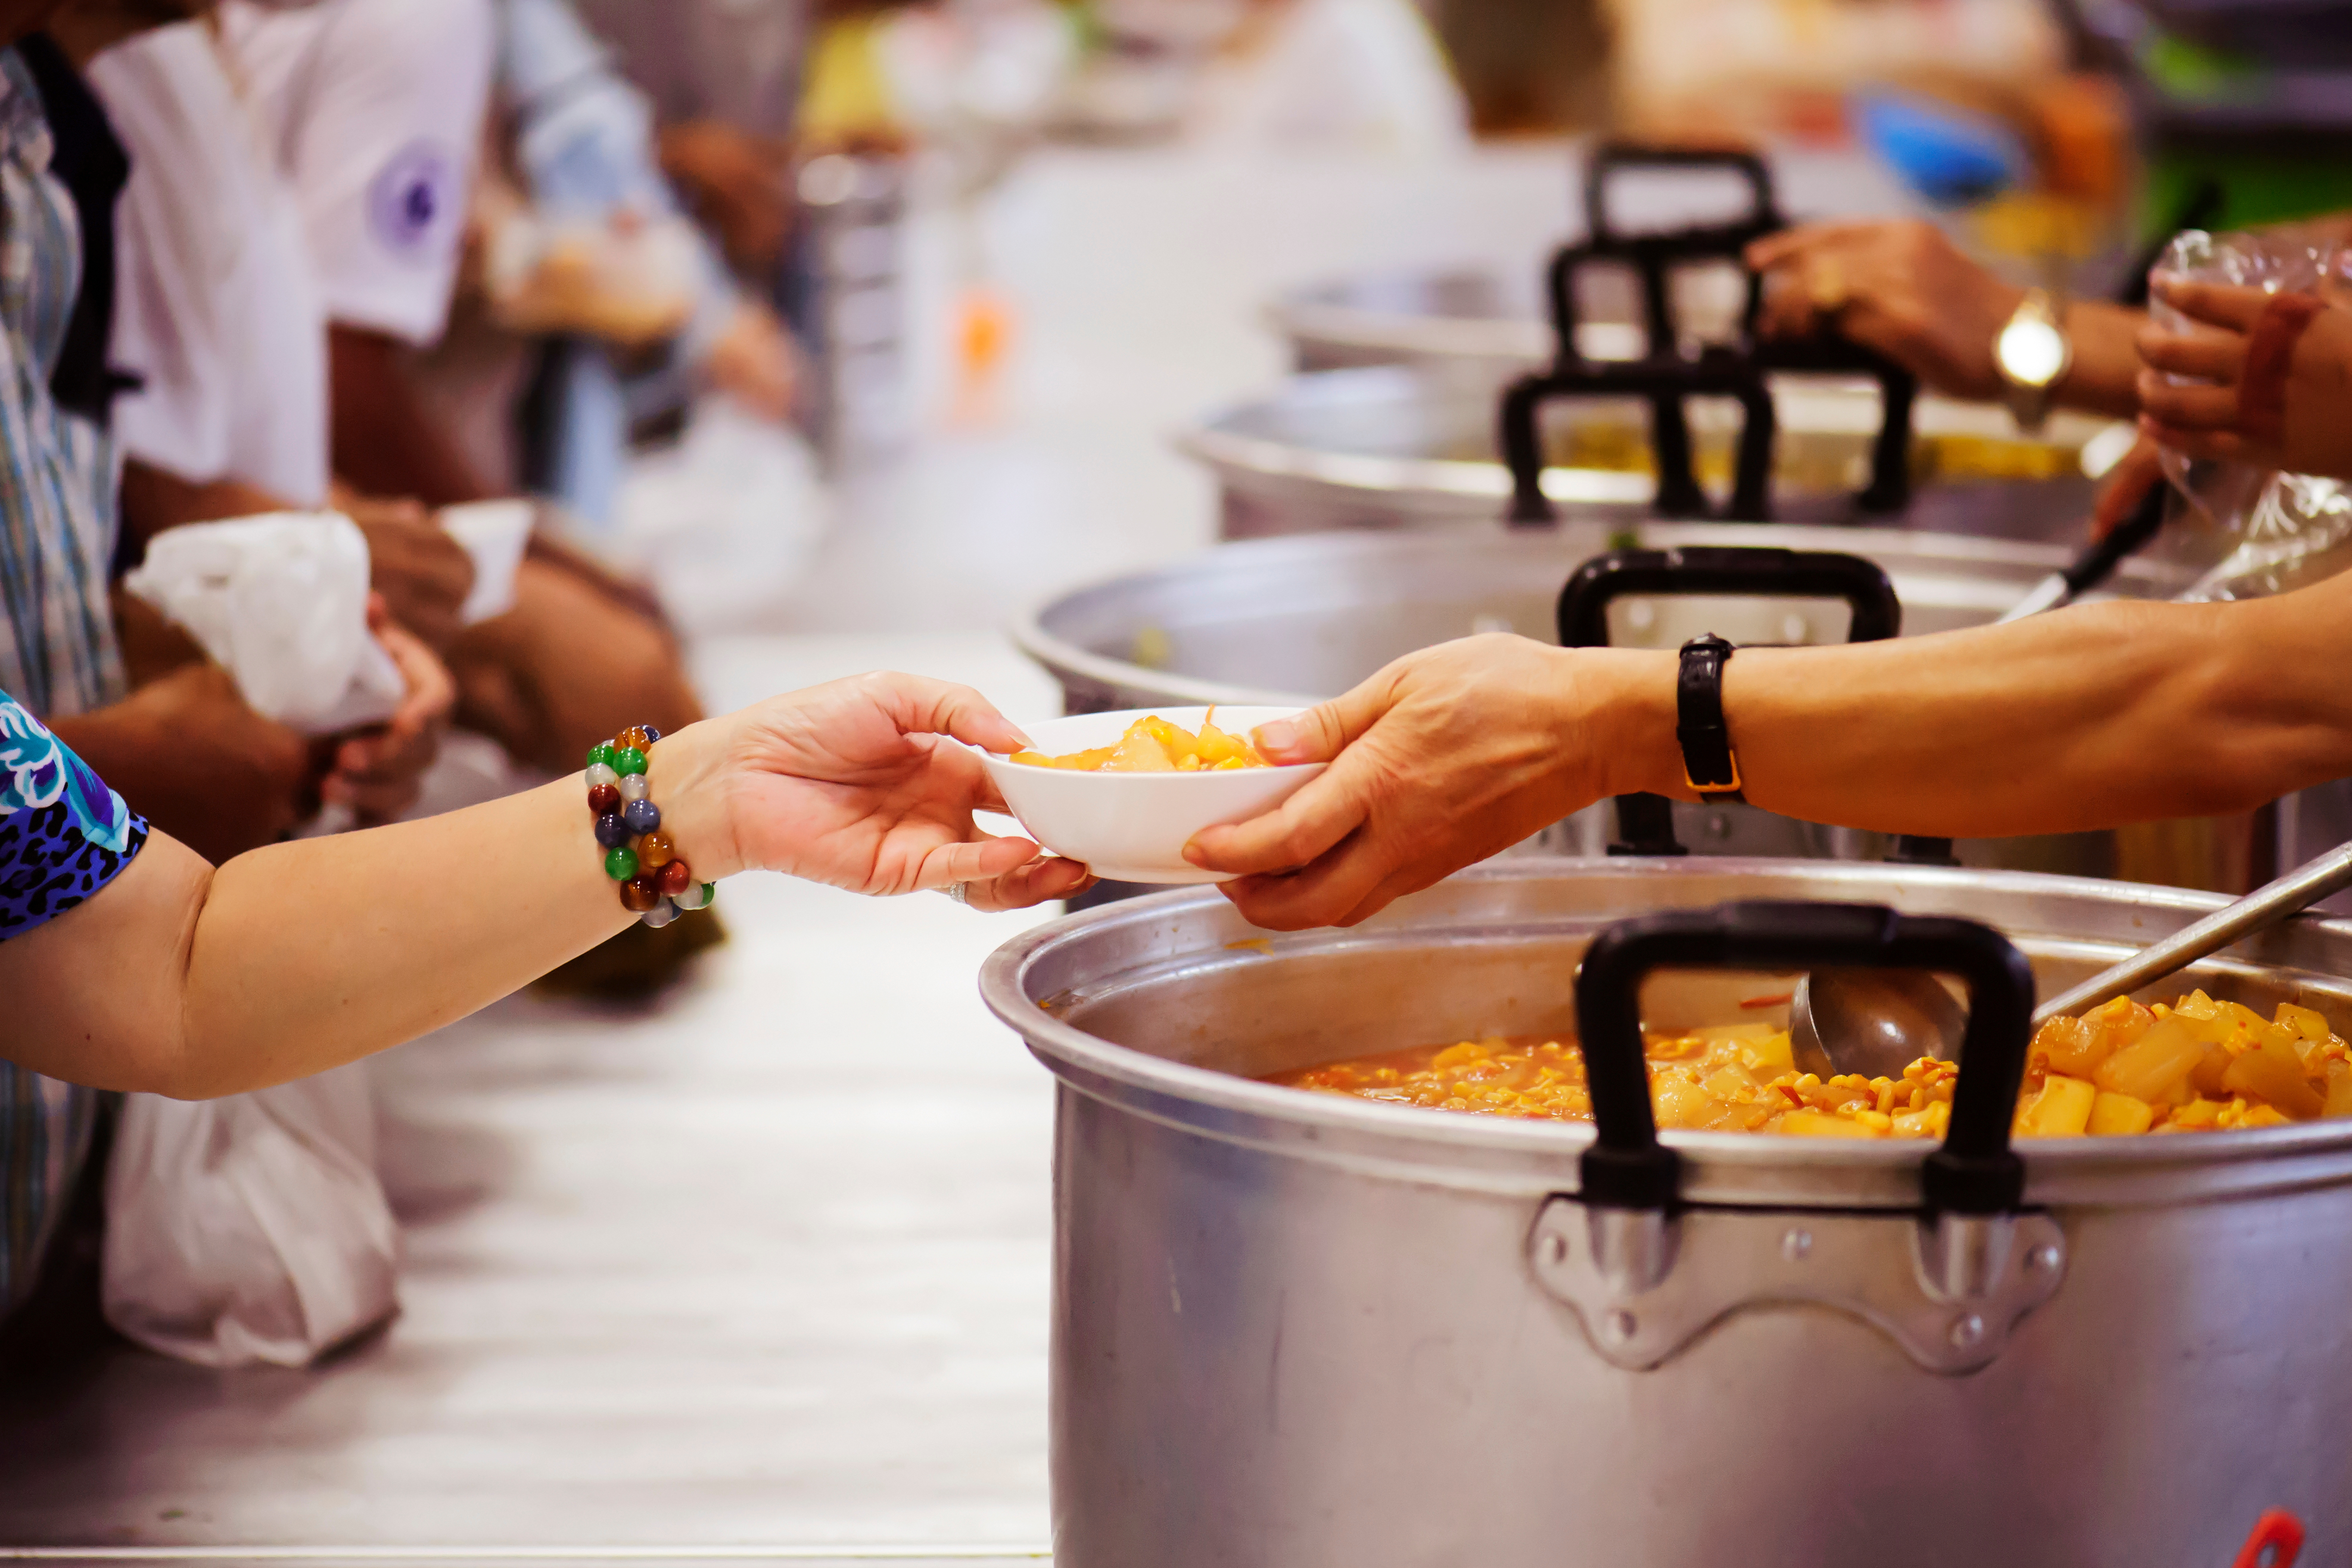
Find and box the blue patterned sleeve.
[0,691,148,940]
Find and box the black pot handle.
[1556,547,1900,855]
[1555,546,1901,649]
[1582,141,1782,254]
[1560,142,1785,360]
[1573,900,2035,1217]
[1501,349,1775,525]
[1749,334,1919,515]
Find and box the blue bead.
[640,725,662,745]
[622,798,661,835]
[595,812,631,848]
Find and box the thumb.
[1251,678,1395,765]
[2090,438,2164,541]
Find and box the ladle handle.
[1577,901,2035,1216]
[2031,841,2352,1028]
[1996,481,2169,626]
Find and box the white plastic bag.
[102,1064,400,1368]
[121,511,403,733]
[439,498,537,625]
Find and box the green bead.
[586,741,615,770]
[604,845,639,881]
[612,745,648,777]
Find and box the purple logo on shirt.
[368,139,460,260]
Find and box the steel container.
[981,858,2352,1567]
[1181,363,2118,542]
[1012,525,2269,892]
[1270,264,1607,378]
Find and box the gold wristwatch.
[1993,287,2072,433]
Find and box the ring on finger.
[1808,257,1849,315]
[938,881,970,906]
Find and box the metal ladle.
[1791,840,2352,1079]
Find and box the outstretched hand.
[1183,636,1626,929]
[660,672,1091,913]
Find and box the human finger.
[2136,322,2245,382]
[2089,437,2164,540]
[2135,372,2241,430]
[910,830,1042,892]
[1249,679,1395,766]
[1754,269,1819,341]
[2154,277,2273,334]
[2138,417,2248,465]
[961,854,1093,913]
[378,625,456,738]
[1214,823,1398,931]
[1741,220,1876,272]
[1184,752,1375,877]
[868,672,1033,756]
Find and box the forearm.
[175,773,635,1093]
[15,718,729,1097]
[119,460,293,553]
[1603,596,2352,836]
[328,326,493,506]
[2057,300,2146,419]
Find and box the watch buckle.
[1683,753,1742,796]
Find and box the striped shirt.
[0,47,124,1315]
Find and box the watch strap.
[1676,634,1743,801]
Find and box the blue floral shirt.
[0,688,142,1312]
[0,689,143,938]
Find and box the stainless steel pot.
[1181,362,2120,542]
[1012,525,2270,891]
[1270,263,1623,378]
[981,859,2352,1567]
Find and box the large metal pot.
[1013,525,2270,892]
[982,858,2352,1566]
[1181,362,2120,542]
[1270,263,1624,378]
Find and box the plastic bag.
[2149,231,2352,601]
[439,499,536,625]
[121,512,403,732]
[102,1064,400,1368]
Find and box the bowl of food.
[979,706,1324,884]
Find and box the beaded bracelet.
[584,724,717,928]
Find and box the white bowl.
[979,706,1326,884]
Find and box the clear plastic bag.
[2149,230,2352,601]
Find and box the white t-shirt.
[91,23,331,506]
[217,0,496,349]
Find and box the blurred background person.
[212,0,704,780]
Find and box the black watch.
[1676,634,1743,802]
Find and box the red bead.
[620,876,661,913]
[657,857,693,896]
[587,783,621,816]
